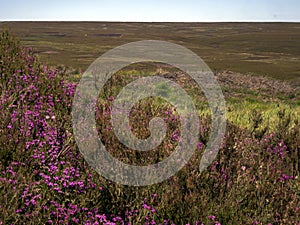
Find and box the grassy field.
[1,22,300,82]
[0,23,300,225]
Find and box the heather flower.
[143,203,151,210]
[197,142,203,149]
[208,215,216,220]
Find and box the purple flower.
[197,142,203,149]
[208,215,216,220]
[142,203,151,210]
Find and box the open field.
[0,23,300,224]
[1,22,300,83]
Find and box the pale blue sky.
[1,0,299,22]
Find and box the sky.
[0,0,300,22]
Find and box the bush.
[0,31,299,224]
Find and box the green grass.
[226,100,300,130]
[87,66,300,135]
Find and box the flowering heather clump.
[0,31,300,224]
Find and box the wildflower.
[142,203,151,210]
[241,166,246,171]
[108,96,114,101]
[208,215,216,220]
[16,209,23,213]
[171,132,179,141]
[197,142,203,149]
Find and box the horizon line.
[1,19,300,23]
